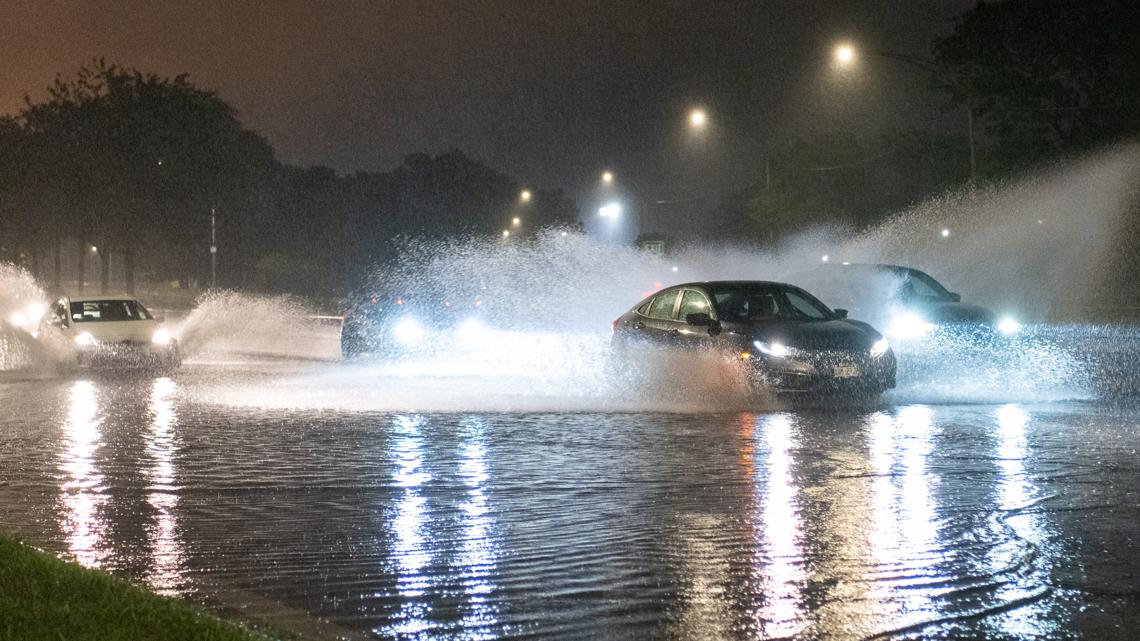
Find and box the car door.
[673,288,716,349]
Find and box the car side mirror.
[949,292,961,302]
[686,313,711,326]
[834,308,849,319]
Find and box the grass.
[0,533,280,641]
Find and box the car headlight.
[753,340,791,358]
[456,317,488,344]
[870,337,890,357]
[996,317,1021,335]
[888,313,934,340]
[152,328,173,345]
[393,317,425,344]
[75,332,97,347]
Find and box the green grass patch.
[0,533,280,641]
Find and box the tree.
[933,0,1140,173]
[16,60,277,291]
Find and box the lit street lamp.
[602,170,614,184]
[502,229,510,238]
[512,216,521,227]
[834,43,856,66]
[520,189,532,203]
[688,108,707,129]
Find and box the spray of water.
[234,144,1134,411]
[3,145,1138,408]
[0,263,53,374]
[171,290,334,361]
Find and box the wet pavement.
[2,360,1140,640]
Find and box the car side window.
[677,290,711,320]
[636,299,652,316]
[646,289,680,320]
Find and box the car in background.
[340,294,489,359]
[39,294,180,370]
[786,263,1021,340]
[612,281,895,395]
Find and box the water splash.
[171,290,334,360]
[0,263,52,373]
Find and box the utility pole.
[210,208,217,289]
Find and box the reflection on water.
[988,404,1056,637]
[379,415,434,637]
[145,377,187,596]
[376,415,503,639]
[2,371,1107,640]
[58,380,109,567]
[755,413,807,637]
[455,417,500,638]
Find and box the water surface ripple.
[1,372,1138,639]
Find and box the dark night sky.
[3,0,975,226]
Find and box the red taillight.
[612,318,619,333]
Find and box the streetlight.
[502,230,510,238]
[512,217,521,227]
[601,170,614,184]
[520,189,532,203]
[830,41,977,185]
[834,44,856,66]
[941,228,951,238]
[688,108,707,129]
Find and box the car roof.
[66,294,143,303]
[665,280,800,289]
[815,263,913,274]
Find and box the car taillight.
[612,318,619,333]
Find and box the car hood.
[72,320,158,342]
[911,301,996,325]
[746,319,874,351]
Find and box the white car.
[40,294,181,370]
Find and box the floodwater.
[3,145,1140,638]
[1,351,1139,640]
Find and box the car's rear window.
[70,300,152,322]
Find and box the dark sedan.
[612,281,896,395]
[786,263,1021,340]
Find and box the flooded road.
[1,360,1139,640]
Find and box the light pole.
[210,208,217,289]
[833,43,977,185]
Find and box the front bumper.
[76,341,180,369]
[751,349,896,394]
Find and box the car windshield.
[710,285,834,322]
[70,300,152,322]
[901,269,955,301]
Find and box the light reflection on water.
[988,404,1057,637]
[145,376,186,596]
[379,415,434,637]
[755,413,807,637]
[2,373,1110,640]
[58,380,108,567]
[455,417,500,638]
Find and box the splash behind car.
[39,294,181,370]
[612,281,895,395]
